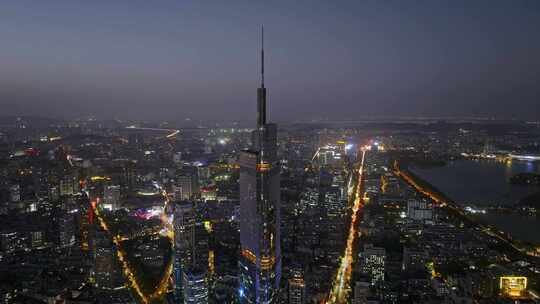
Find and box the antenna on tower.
[261,25,264,88]
[256,25,267,127]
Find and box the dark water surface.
[411,159,540,244]
[411,159,540,206]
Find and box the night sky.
[1,1,539,122]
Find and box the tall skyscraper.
[239,27,281,304]
[177,175,194,200]
[173,201,196,297]
[57,211,76,248]
[182,267,209,304]
[103,185,121,211]
[93,229,123,290]
[288,267,306,304]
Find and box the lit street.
[89,189,174,304]
[327,148,367,304]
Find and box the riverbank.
[394,160,540,257]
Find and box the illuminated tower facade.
[239,27,281,304]
[288,267,306,304]
[173,201,196,298]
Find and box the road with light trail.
[327,148,367,304]
[89,186,174,303]
[125,126,180,139]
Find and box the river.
[411,159,540,244]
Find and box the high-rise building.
[60,174,79,196]
[93,230,123,290]
[103,185,121,210]
[9,184,20,203]
[195,221,209,271]
[177,175,194,200]
[128,133,144,150]
[173,201,196,297]
[359,244,385,286]
[402,247,428,272]
[57,211,75,248]
[0,230,28,253]
[173,152,183,164]
[288,268,306,304]
[239,27,281,304]
[172,184,183,201]
[182,267,209,304]
[407,199,433,221]
[353,281,371,304]
[197,165,211,183]
[48,185,60,201]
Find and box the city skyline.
[1,1,540,122]
[1,2,540,304]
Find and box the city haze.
[1,1,540,122]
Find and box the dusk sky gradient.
[1,0,540,122]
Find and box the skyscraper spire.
[257,25,267,127]
[261,25,265,88]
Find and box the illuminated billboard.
[499,276,527,298]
